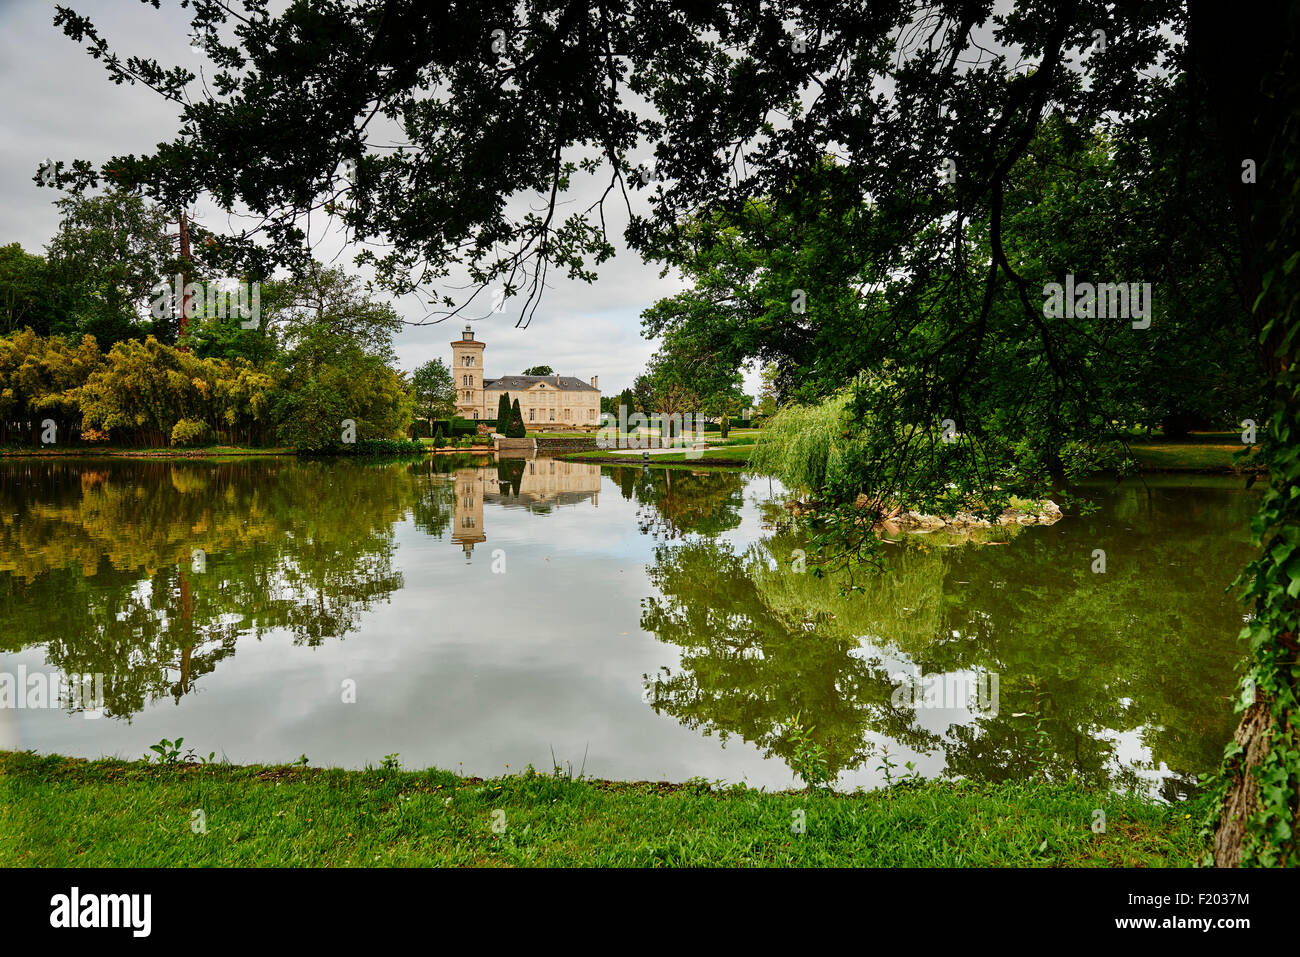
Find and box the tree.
[0,329,101,444]
[262,263,411,450]
[52,0,1300,866]
[521,365,553,376]
[506,398,526,438]
[496,391,511,430]
[0,244,76,337]
[631,375,655,419]
[411,359,456,426]
[45,189,179,345]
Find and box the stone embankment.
[888,500,1063,531]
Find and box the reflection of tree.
[641,480,1258,794]
[0,458,443,718]
[406,458,456,538]
[607,466,744,539]
[642,538,940,782]
[923,481,1259,799]
[496,458,525,498]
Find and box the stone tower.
[451,324,486,419]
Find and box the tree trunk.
[1213,698,1274,866]
[177,209,193,348]
[1189,0,1297,867]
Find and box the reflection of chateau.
[451,469,486,556]
[451,461,602,557]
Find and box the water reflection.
[0,458,1256,796]
[637,478,1258,799]
[452,460,602,557]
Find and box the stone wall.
[533,436,598,453]
[494,437,536,454]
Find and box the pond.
[0,456,1258,798]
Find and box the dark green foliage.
[337,438,425,457]
[496,392,511,431]
[506,398,526,438]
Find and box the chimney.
[590,375,598,390]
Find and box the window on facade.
[473,410,478,419]
[529,409,534,421]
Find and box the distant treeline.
[0,329,411,450]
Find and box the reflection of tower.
[451,324,486,419]
[451,468,485,558]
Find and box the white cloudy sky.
[0,0,744,396]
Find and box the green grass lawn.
[566,445,754,467]
[1121,432,1258,472]
[0,751,1204,867]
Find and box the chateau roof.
[485,375,598,392]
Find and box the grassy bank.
[0,444,293,458]
[564,446,754,468]
[0,751,1204,867]
[1124,433,1258,472]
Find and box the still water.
[0,456,1257,797]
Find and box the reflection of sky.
[5,470,805,790]
[0,468,1221,796]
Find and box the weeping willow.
[748,389,855,496]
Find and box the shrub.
[432,419,450,438]
[411,419,433,439]
[450,417,478,437]
[170,418,210,447]
[506,398,527,437]
[347,438,424,456]
[433,435,447,448]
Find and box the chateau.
[451,326,601,429]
